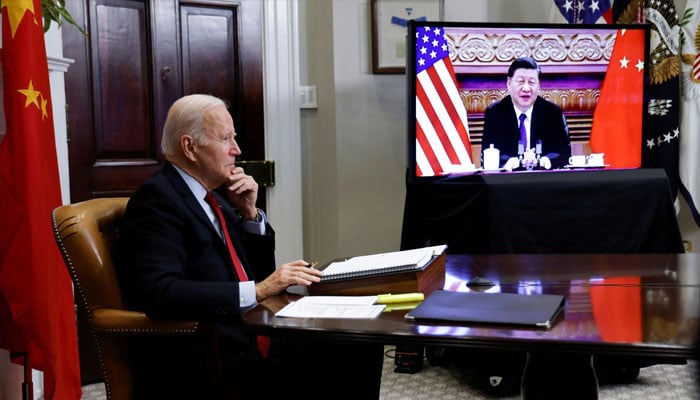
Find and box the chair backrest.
[52,197,131,400]
[53,197,226,399]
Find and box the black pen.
[306,261,318,269]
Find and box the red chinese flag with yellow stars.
[589,28,646,168]
[0,0,81,399]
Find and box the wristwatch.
[239,209,261,222]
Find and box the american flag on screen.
[551,0,613,23]
[679,0,700,227]
[415,26,472,177]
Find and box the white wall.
[45,25,73,205]
[298,0,699,262]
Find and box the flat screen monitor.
[407,21,650,180]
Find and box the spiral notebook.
[405,290,565,329]
[317,245,447,283]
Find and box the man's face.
[194,105,241,188]
[507,68,540,112]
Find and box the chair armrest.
[92,308,199,336]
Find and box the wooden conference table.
[243,253,700,398]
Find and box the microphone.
[518,141,525,169]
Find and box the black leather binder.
[405,290,565,329]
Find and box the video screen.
[407,21,650,179]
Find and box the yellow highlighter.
[382,301,423,312]
[376,293,425,304]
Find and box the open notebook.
[405,290,566,329]
[317,244,447,283]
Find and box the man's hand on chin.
[226,166,259,216]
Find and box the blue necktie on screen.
[519,113,527,149]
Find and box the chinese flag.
[0,1,81,399]
[590,277,642,343]
[589,29,646,168]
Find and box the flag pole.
[23,352,33,400]
[10,352,33,400]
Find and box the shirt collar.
[171,163,208,203]
[512,101,533,121]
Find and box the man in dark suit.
[118,94,383,399]
[481,57,571,170]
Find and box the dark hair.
[507,57,541,78]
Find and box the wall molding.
[262,0,304,262]
[47,55,74,73]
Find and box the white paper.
[275,296,385,319]
[323,244,447,277]
[294,295,379,305]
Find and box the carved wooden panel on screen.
[63,0,264,202]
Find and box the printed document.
[275,296,385,319]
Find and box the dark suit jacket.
[481,95,571,168]
[117,163,276,397]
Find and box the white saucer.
[564,164,609,169]
[477,167,507,172]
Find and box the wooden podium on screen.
[307,247,446,297]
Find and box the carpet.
[81,346,698,399]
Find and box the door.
[62,0,265,383]
[63,0,265,201]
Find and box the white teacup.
[568,155,586,167]
[587,153,605,167]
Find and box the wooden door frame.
[261,0,304,263]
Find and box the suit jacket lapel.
[162,164,254,279]
[162,163,215,231]
[505,96,521,141]
[530,97,545,143]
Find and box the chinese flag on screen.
[0,0,81,399]
[589,29,646,168]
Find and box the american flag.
[552,0,613,23]
[611,0,681,200]
[679,0,700,227]
[415,26,472,177]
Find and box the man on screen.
[481,57,571,170]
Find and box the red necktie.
[204,192,249,282]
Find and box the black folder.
[405,290,565,329]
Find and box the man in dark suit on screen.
[481,57,571,170]
[118,94,383,399]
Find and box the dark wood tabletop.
[243,253,700,359]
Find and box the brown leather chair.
[52,198,224,400]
